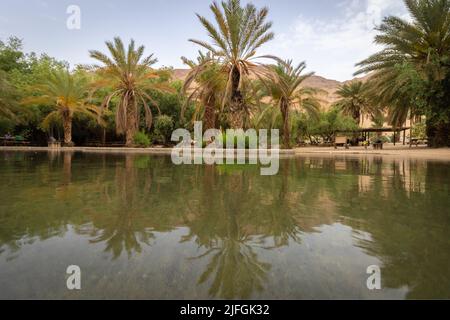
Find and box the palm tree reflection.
[85,155,157,259]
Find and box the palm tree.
[22,69,100,146]
[355,0,450,146]
[190,0,274,128]
[334,81,372,126]
[181,51,226,130]
[90,37,173,147]
[261,58,321,148]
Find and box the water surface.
[0,151,449,299]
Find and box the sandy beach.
[2,145,449,161]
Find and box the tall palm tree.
[181,51,226,130]
[261,58,321,148]
[334,81,372,126]
[90,37,173,147]
[364,63,422,128]
[190,0,274,128]
[22,69,100,146]
[355,0,450,146]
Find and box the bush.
[411,122,427,140]
[133,131,151,148]
[154,115,174,145]
[215,132,259,149]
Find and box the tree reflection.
[83,155,159,260]
[0,152,449,299]
[337,158,450,299]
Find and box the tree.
[90,37,173,147]
[190,0,274,128]
[181,51,226,130]
[334,81,373,126]
[356,0,450,147]
[0,70,20,121]
[22,69,101,145]
[261,58,321,148]
[0,36,27,73]
[307,109,359,143]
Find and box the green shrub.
[411,122,427,140]
[133,131,151,148]
[215,132,259,149]
[154,115,174,145]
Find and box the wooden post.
[394,131,396,146]
[403,129,406,145]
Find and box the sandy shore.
[1,145,449,161]
[294,145,450,161]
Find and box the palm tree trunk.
[280,99,291,148]
[62,110,73,146]
[204,96,216,131]
[353,110,361,126]
[101,127,106,146]
[125,96,137,147]
[229,66,243,129]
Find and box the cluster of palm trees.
[182,0,323,147]
[22,0,323,148]
[22,38,174,147]
[353,0,450,146]
[329,0,450,147]
[19,0,450,148]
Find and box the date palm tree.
[190,0,274,128]
[261,58,321,148]
[334,81,372,126]
[181,51,226,130]
[90,37,173,147]
[355,0,450,146]
[22,69,101,146]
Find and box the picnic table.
[373,142,383,150]
[1,137,30,146]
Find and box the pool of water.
[0,151,449,299]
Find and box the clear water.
[0,151,449,299]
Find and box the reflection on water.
[0,151,449,299]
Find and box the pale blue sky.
[0,0,409,80]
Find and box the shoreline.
[1,145,449,161]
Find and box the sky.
[0,0,410,81]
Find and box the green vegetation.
[22,69,101,146]
[181,51,225,130]
[153,115,175,145]
[133,131,151,148]
[90,37,174,147]
[411,122,427,140]
[301,108,359,143]
[356,0,450,147]
[333,81,371,125]
[261,58,321,148]
[0,0,449,148]
[189,0,274,128]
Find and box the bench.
[334,136,349,149]
[1,138,31,146]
